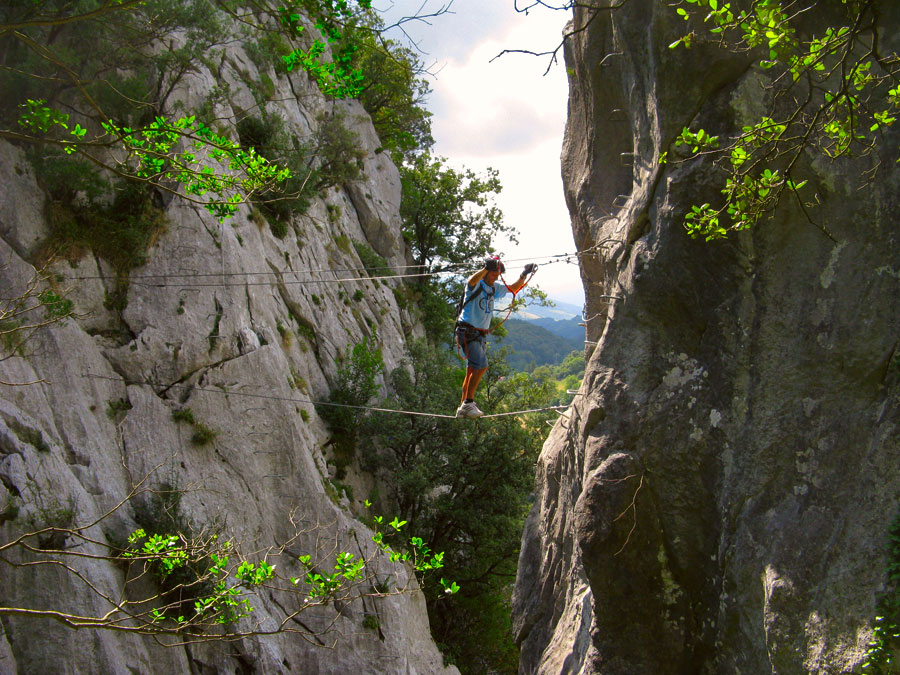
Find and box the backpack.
[454,282,483,328]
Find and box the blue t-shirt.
[459,280,510,330]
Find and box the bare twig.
[492,0,630,75]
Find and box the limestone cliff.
[0,20,455,675]
[514,1,900,673]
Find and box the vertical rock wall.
[0,24,454,675]
[514,1,900,673]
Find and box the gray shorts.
[457,326,488,370]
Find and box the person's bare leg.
[465,367,487,400]
[461,368,474,403]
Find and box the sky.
[375,0,584,308]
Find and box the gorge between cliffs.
[2,1,900,674]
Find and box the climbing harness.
[454,322,487,364]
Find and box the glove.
[521,263,538,276]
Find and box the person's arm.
[505,263,537,293]
[467,267,488,288]
[507,276,527,294]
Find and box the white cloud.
[428,12,569,152]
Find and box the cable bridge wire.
[67,246,604,416]
[80,373,570,420]
[59,250,590,289]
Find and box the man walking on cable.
[455,256,537,419]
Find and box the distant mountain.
[515,299,583,321]
[528,316,584,343]
[494,319,582,371]
[499,295,585,343]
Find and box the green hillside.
[529,316,584,342]
[495,319,582,371]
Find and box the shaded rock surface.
[514,2,900,674]
[0,23,453,675]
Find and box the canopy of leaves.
[401,153,513,270]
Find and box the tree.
[346,8,435,163]
[401,152,514,272]
[358,340,558,672]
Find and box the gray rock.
[341,99,406,266]
[0,14,456,675]
[0,625,16,675]
[0,141,46,259]
[514,2,900,673]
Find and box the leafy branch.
[0,0,392,220]
[0,474,455,643]
[15,100,293,220]
[666,0,900,239]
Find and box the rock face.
[0,24,453,675]
[514,2,900,673]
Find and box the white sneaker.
[455,401,483,419]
